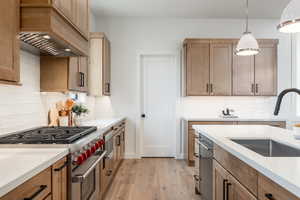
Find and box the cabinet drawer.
[258,174,299,200]
[214,145,258,196]
[0,167,52,200]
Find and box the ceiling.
[91,0,290,19]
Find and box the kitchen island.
[193,125,300,199]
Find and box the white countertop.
[0,148,68,198]
[193,125,300,197]
[184,117,287,121]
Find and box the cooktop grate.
[0,126,97,144]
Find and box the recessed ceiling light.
[64,48,71,52]
[42,35,51,40]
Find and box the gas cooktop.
[0,126,97,144]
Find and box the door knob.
[141,114,146,118]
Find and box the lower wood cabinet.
[214,146,300,200]
[0,156,67,200]
[40,56,89,93]
[52,157,68,200]
[185,120,286,166]
[213,160,256,200]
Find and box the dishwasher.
[198,133,214,200]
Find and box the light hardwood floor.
[104,158,200,200]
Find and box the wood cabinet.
[213,146,300,200]
[40,56,89,93]
[254,42,278,96]
[233,41,278,96]
[210,42,232,96]
[184,39,278,96]
[185,120,286,166]
[52,0,73,21]
[72,0,89,39]
[0,0,20,84]
[52,157,68,200]
[213,160,256,200]
[89,32,111,96]
[185,42,210,96]
[232,46,255,95]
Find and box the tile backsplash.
[0,51,95,135]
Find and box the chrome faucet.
[274,88,300,115]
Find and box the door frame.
[136,51,181,159]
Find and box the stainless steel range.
[0,126,106,200]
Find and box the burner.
[0,126,97,144]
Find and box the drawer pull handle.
[194,153,199,158]
[193,175,199,181]
[223,179,228,200]
[24,185,47,200]
[265,193,276,200]
[54,161,68,172]
[226,182,232,200]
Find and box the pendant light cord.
[246,0,249,33]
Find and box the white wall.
[92,17,293,158]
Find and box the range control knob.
[86,149,92,157]
[91,146,96,153]
[76,155,84,165]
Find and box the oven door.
[72,151,106,200]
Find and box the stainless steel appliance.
[197,133,214,200]
[0,126,106,200]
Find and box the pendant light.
[278,0,300,33]
[236,0,259,56]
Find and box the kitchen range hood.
[20,1,89,57]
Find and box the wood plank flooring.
[104,158,200,200]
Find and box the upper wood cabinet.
[183,39,278,97]
[232,45,255,96]
[233,40,278,96]
[0,0,20,84]
[254,42,278,96]
[185,42,210,96]
[89,33,111,96]
[210,42,232,96]
[72,0,89,39]
[52,0,73,21]
[40,56,89,93]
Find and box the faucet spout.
[274,88,300,115]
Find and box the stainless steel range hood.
[20,3,89,57]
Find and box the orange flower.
[65,99,75,111]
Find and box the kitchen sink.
[231,139,300,157]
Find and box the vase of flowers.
[72,104,89,126]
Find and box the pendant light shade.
[236,0,259,56]
[278,0,300,33]
[236,32,259,56]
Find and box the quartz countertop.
[183,117,287,121]
[193,125,300,198]
[0,148,68,198]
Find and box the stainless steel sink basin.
[231,139,300,157]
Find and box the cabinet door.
[52,0,72,22]
[0,0,20,83]
[210,43,232,96]
[186,43,210,96]
[103,37,111,95]
[213,160,228,200]
[232,45,255,96]
[254,43,277,96]
[52,157,68,200]
[79,57,89,92]
[68,57,80,91]
[73,0,89,39]
[227,173,257,200]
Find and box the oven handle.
[72,151,107,183]
[199,141,212,151]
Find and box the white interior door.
[141,54,177,157]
